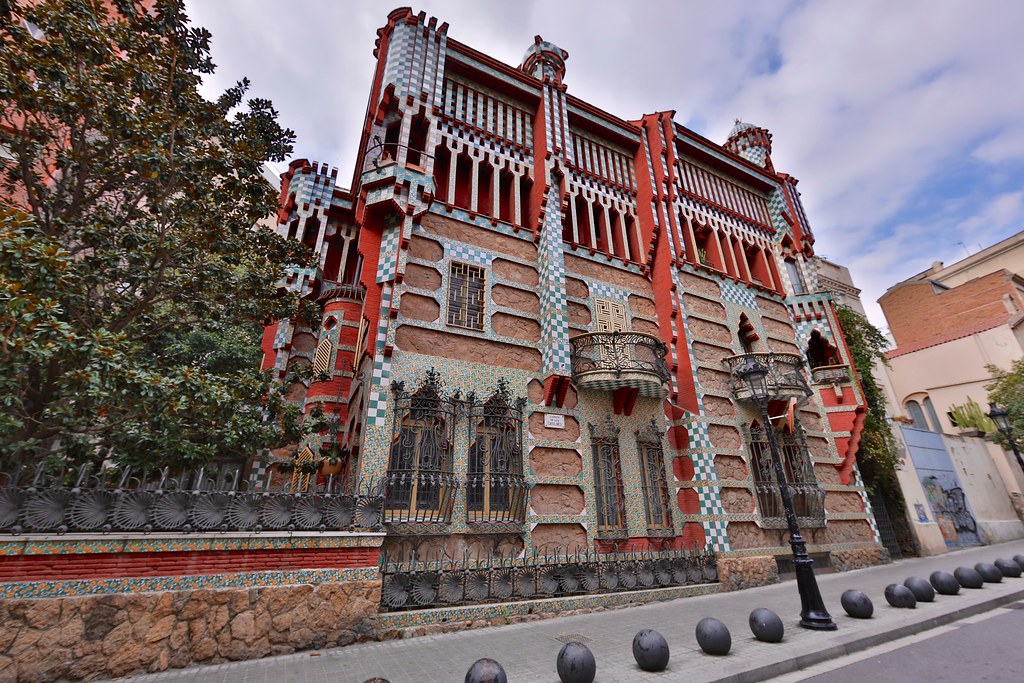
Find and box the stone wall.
[0,579,381,682]
[830,547,891,572]
[716,555,779,592]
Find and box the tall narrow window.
[466,380,528,523]
[591,418,626,537]
[636,422,673,533]
[447,262,486,330]
[785,258,808,295]
[385,370,456,522]
[746,422,824,528]
[905,400,930,431]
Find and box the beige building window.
[447,261,486,330]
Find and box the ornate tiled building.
[262,8,885,597]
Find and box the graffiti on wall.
[922,475,980,547]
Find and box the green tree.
[834,305,903,501]
[986,358,1024,452]
[0,0,313,467]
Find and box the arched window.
[385,370,456,522]
[905,400,930,431]
[923,397,942,433]
[636,422,672,533]
[466,380,528,523]
[590,417,626,538]
[746,421,825,528]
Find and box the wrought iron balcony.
[754,481,826,529]
[569,332,670,398]
[810,363,852,386]
[382,470,460,526]
[466,473,529,525]
[723,352,812,404]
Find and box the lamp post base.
[793,553,837,631]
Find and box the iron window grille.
[590,417,627,538]
[447,261,486,331]
[466,380,529,524]
[636,421,673,535]
[745,422,826,529]
[385,370,458,524]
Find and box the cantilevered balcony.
[810,363,852,386]
[569,332,670,398]
[722,352,812,404]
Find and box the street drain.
[555,633,593,644]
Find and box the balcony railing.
[722,352,812,404]
[382,470,460,526]
[569,332,670,398]
[811,363,852,386]
[754,481,826,529]
[318,280,366,302]
[466,473,529,525]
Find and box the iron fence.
[0,464,385,535]
[379,546,718,611]
[465,473,529,524]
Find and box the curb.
[720,587,1024,683]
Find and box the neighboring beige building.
[877,231,1024,552]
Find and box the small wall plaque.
[544,414,565,429]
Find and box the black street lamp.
[737,357,837,631]
[987,403,1024,471]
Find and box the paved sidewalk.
[118,540,1024,683]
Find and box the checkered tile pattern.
[705,520,731,551]
[719,278,760,310]
[376,217,403,283]
[588,281,629,302]
[537,183,572,375]
[446,241,492,266]
[248,459,269,488]
[365,285,395,426]
[290,166,337,208]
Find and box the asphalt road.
[800,602,1024,682]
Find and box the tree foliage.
[835,305,903,501]
[986,358,1024,452]
[0,0,313,467]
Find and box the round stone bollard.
[632,629,670,672]
[749,608,784,643]
[954,566,984,589]
[841,589,874,618]
[995,558,1023,578]
[1013,554,1024,570]
[556,642,596,683]
[884,583,917,608]
[465,658,508,683]
[930,571,960,595]
[903,576,935,603]
[695,617,732,656]
[975,562,1003,583]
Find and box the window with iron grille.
[636,422,673,533]
[447,261,486,330]
[590,418,626,537]
[466,380,528,523]
[746,422,825,528]
[385,370,456,522]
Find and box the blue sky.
[186,0,1024,330]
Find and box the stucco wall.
[942,433,1024,543]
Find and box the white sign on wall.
[544,413,566,429]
